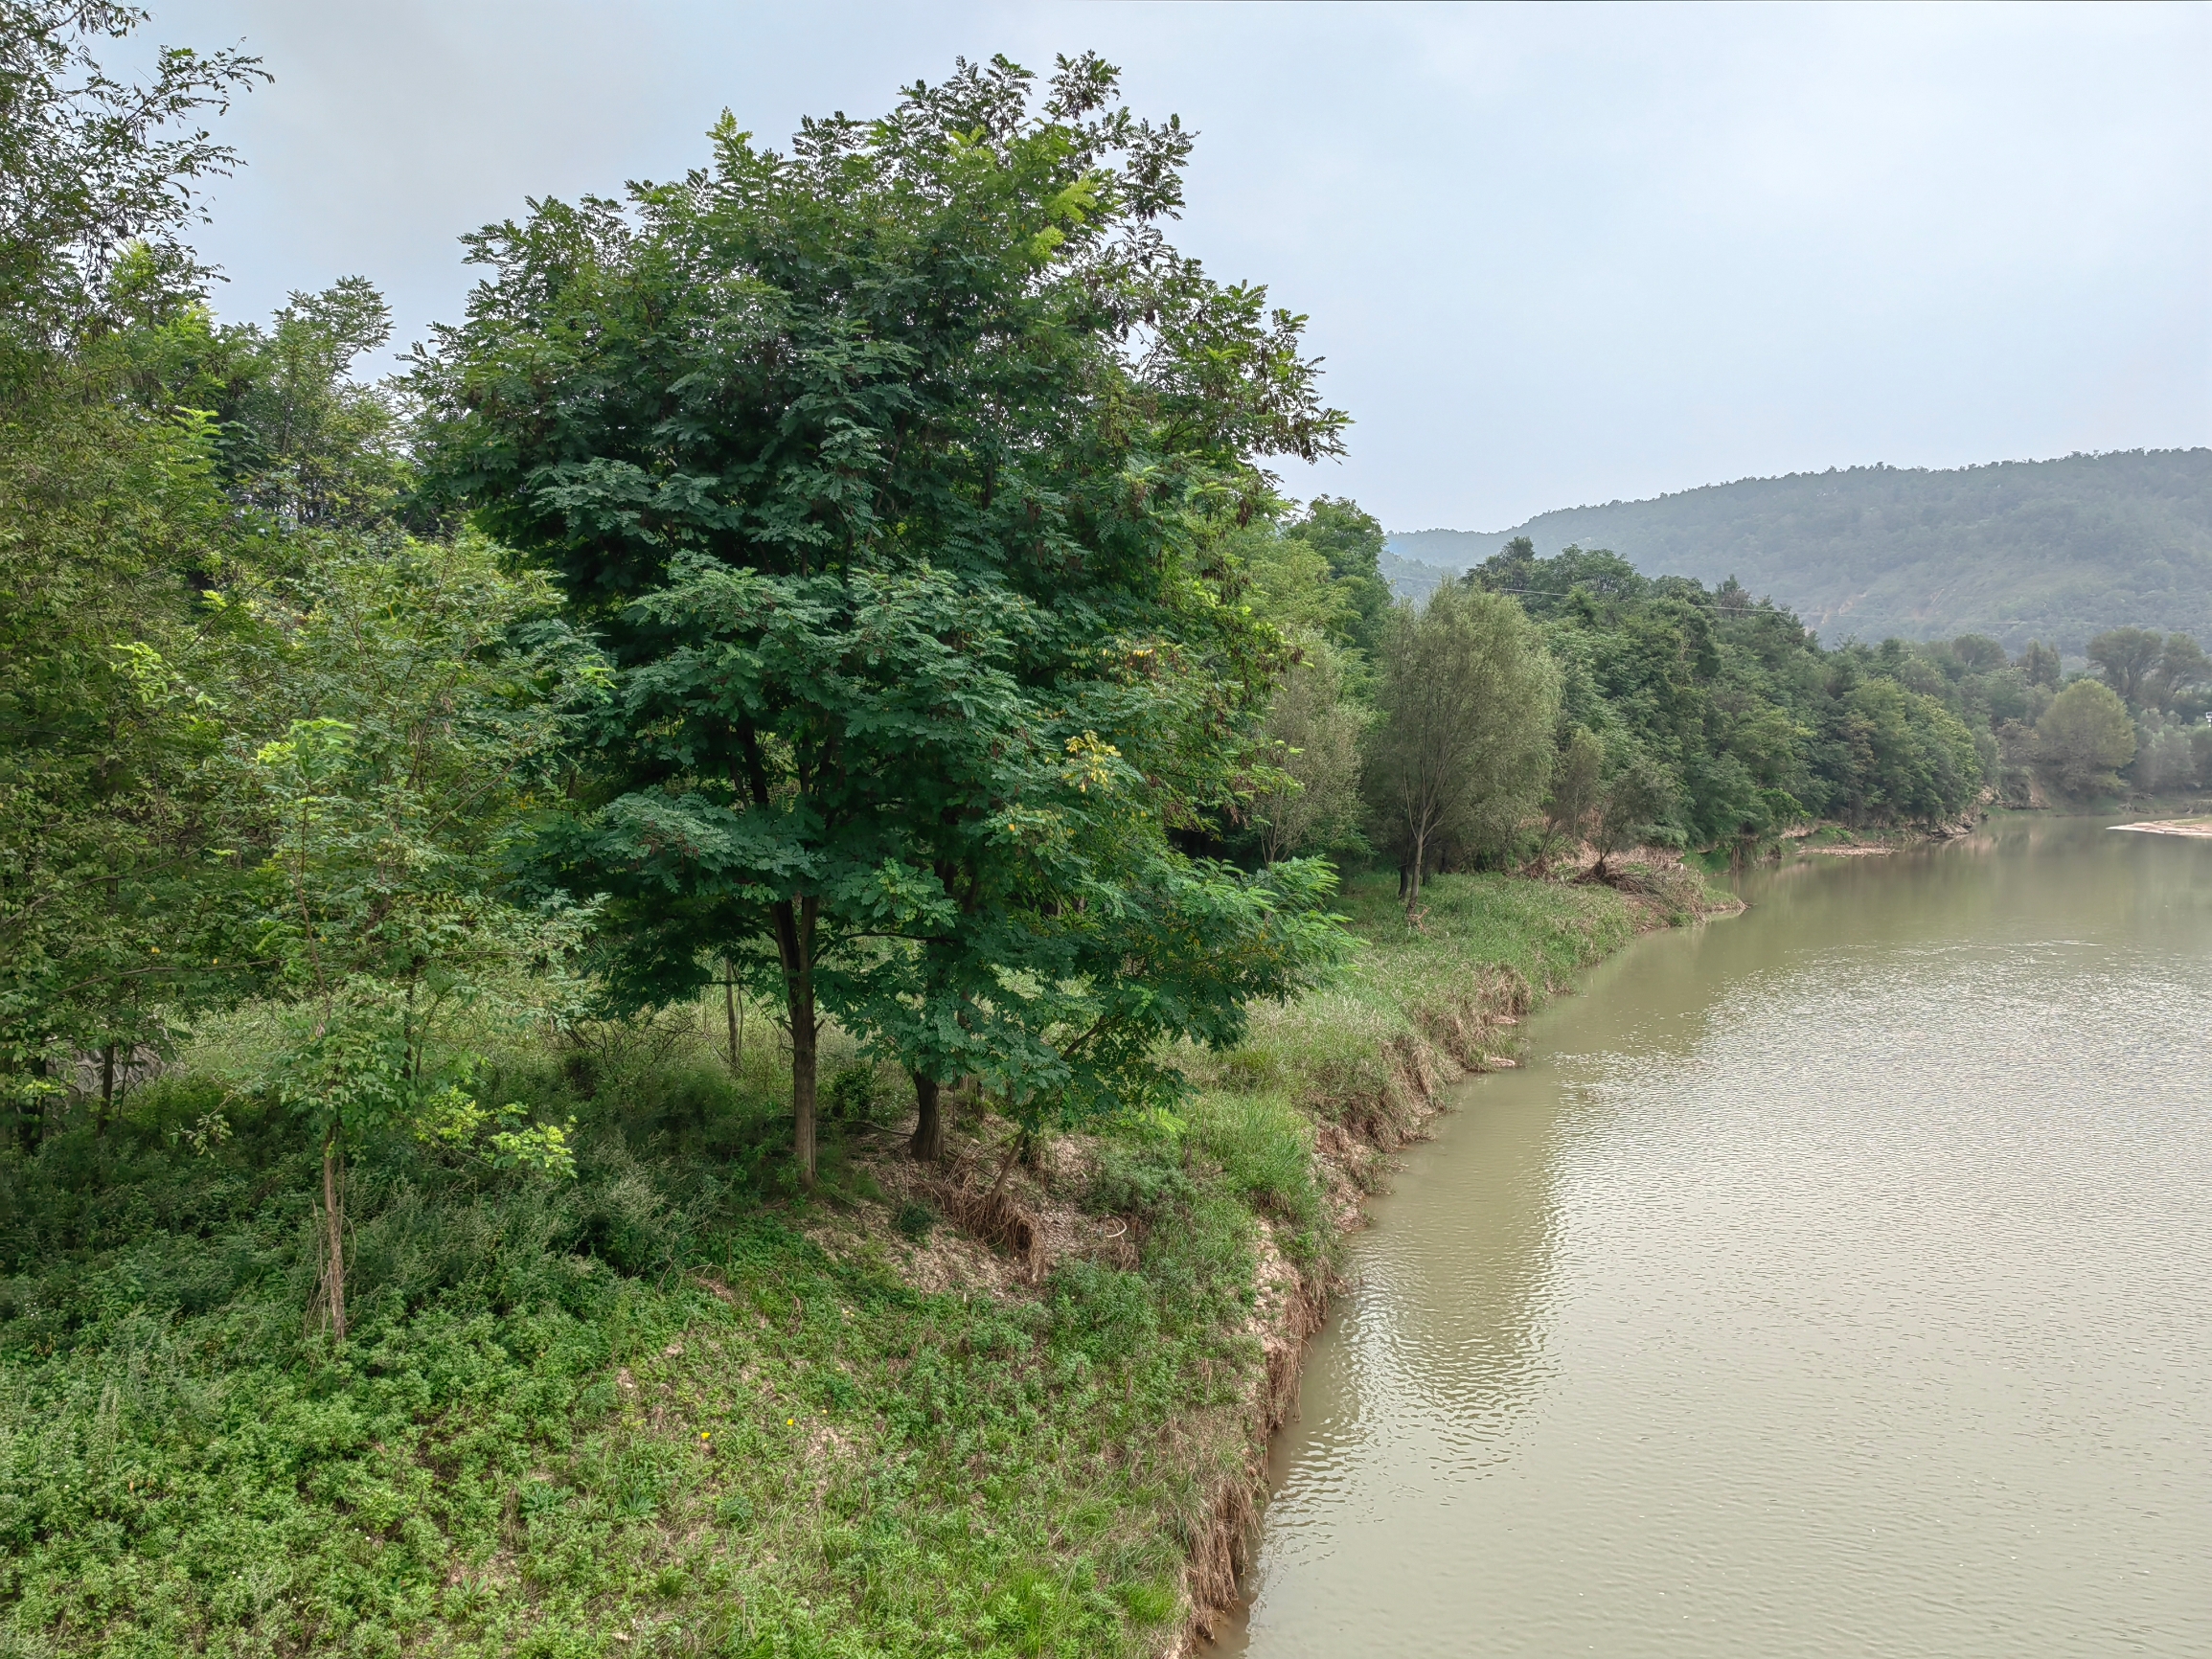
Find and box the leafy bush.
[824,1063,883,1125]
[1083,1142,1195,1226]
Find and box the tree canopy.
[1462,541,1985,848]
[2037,680,2136,798]
[1364,583,1558,903]
[0,0,264,383]
[417,55,1352,1179]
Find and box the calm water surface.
[1222,814,2212,1657]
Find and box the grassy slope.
[0,870,1699,1658]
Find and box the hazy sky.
[143,1,2211,532]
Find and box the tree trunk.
[320,1121,349,1344]
[743,718,816,1185]
[723,966,741,1074]
[790,1000,817,1184]
[909,1070,945,1163]
[96,1041,116,1137]
[1405,822,1428,909]
[772,898,818,1187]
[10,1057,38,1155]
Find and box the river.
[1221,813,2212,1657]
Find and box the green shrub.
[824,1062,881,1124]
[1047,1260,1159,1366]
[1083,1142,1195,1224]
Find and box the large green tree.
[1830,676,1981,825]
[418,56,1350,1180]
[2037,679,2135,797]
[2087,626,2165,710]
[2144,632,2209,717]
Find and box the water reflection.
[1359,1075,1565,1454]
[1223,815,2212,1659]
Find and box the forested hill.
[1388,449,2212,651]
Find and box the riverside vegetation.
[2,866,1681,1658]
[0,9,2201,1655]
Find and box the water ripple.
[1224,819,2212,1658]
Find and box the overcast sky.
[143,0,2211,532]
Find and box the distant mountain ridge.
[1385,449,2212,650]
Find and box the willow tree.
[2036,679,2135,797]
[418,56,1349,1180]
[1367,584,1560,907]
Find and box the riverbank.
[1158,861,1737,1650]
[2112,815,2212,837]
[0,864,1731,1658]
[1760,807,1995,861]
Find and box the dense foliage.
[1474,539,1987,846]
[1241,525,2209,898]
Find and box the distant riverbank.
[2113,815,2212,837]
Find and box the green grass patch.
[0,1120,1238,1657]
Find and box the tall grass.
[1178,871,1640,1139]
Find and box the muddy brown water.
[1220,813,2212,1657]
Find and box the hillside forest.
[1388,448,2212,653]
[2,9,2209,1654]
